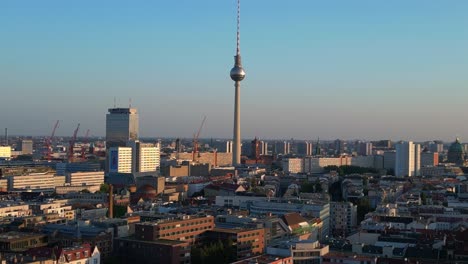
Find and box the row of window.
[160,226,213,237]
[239,232,260,238]
[160,219,212,230]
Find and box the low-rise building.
[0,232,48,253]
[66,171,104,186]
[135,215,214,245]
[114,237,190,264]
[205,227,265,260]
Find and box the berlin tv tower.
[230,0,246,166]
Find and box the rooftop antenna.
[113,97,116,108]
[4,128,7,146]
[129,98,132,108]
[236,0,241,56]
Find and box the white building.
[283,141,291,155]
[108,147,132,173]
[260,141,268,155]
[226,140,233,153]
[282,158,304,173]
[0,203,30,218]
[136,143,160,173]
[395,141,420,177]
[0,146,12,159]
[66,171,105,186]
[5,173,63,191]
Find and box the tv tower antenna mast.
[230,0,246,166]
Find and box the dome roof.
[449,138,464,154]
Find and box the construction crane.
[45,120,60,161]
[192,116,206,162]
[68,123,80,162]
[81,129,90,159]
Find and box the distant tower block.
[230,0,246,166]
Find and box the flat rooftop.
[0,231,45,242]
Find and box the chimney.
[109,184,114,218]
[214,150,218,167]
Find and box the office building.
[0,146,11,159]
[226,140,233,153]
[395,141,420,177]
[260,141,268,155]
[20,139,33,155]
[334,139,345,155]
[56,162,102,176]
[127,140,160,173]
[114,237,190,264]
[106,108,139,148]
[420,152,439,167]
[282,158,304,174]
[135,215,214,245]
[330,202,357,237]
[66,171,105,186]
[357,142,373,156]
[108,147,132,173]
[205,227,265,260]
[5,173,64,191]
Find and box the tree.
[356,198,372,223]
[314,180,323,193]
[421,192,427,205]
[301,182,315,193]
[99,183,110,193]
[191,239,236,264]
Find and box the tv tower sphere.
[230,58,246,81]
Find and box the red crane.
[68,123,80,162]
[192,116,206,162]
[45,120,60,161]
[81,129,90,159]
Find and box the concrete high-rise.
[260,141,268,155]
[226,140,233,153]
[108,147,133,173]
[20,139,33,155]
[230,0,246,166]
[357,142,373,156]
[127,140,160,173]
[395,141,420,177]
[106,108,139,148]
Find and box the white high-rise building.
[283,141,291,155]
[260,141,268,155]
[108,147,132,173]
[127,140,160,173]
[395,141,420,177]
[226,140,233,153]
[0,146,12,159]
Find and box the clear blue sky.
[1,0,468,141]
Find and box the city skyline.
[2,1,468,141]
